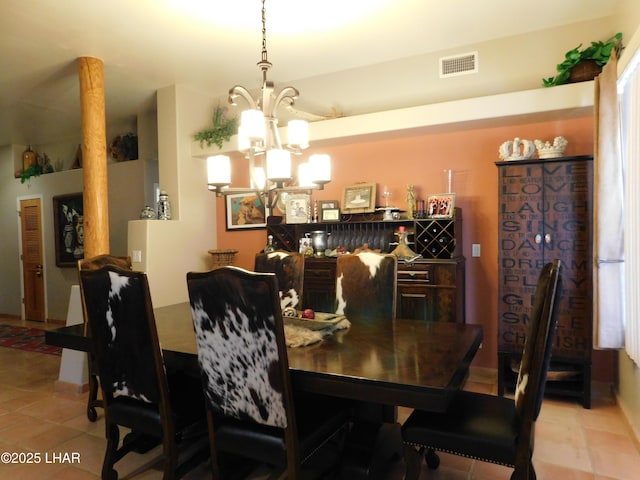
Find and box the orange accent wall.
[215,116,607,373]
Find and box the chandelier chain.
[260,0,268,66]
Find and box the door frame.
[17,194,48,321]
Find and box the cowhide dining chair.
[335,251,398,320]
[78,254,133,422]
[335,251,399,443]
[402,260,562,480]
[79,264,209,480]
[186,266,350,480]
[254,250,304,310]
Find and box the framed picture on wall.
[225,193,268,230]
[53,193,84,267]
[342,183,376,214]
[285,194,310,224]
[426,193,456,218]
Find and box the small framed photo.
[321,208,341,222]
[319,200,339,211]
[285,194,310,224]
[342,183,376,214]
[53,193,84,267]
[426,193,456,218]
[225,193,268,230]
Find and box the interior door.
[20,198,45,322]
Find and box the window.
[619,48,640,365]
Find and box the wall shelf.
[191,81,594,158]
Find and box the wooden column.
[78,57,109,258]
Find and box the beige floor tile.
[17,394,88,424]
[590,448,640,480]
[584,428,639,456]
[0,415,59,448]
[537,418,588,448]
[580,409,629,435]
[471,460,513,479]
[54,433,106,477]
[21,423,84,452]
[535,460,596,480]
[533,437,593,472]
[48,465,100,479]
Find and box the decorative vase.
[22,145,36,172]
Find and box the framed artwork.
[342,183,376,214]
[285,194,310,224]
[319,200,339,211]
[426,193,456,218]
[225,193,268,230]
[53,193,84,267]
[321,208,341,222]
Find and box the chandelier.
[206,0,331,211]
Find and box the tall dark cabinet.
[496,155,593,408]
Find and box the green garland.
[21,164,43,184]
[194,106,239,149]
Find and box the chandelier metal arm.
[271,86,299,114]
[228,85,258,110]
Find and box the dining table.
[46,301,483,479]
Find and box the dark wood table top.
[46,302,483,412]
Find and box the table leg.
[338,421,402,479]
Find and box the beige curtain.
[593,54,625,349]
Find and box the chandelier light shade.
[287,119,309,150]
[207,0,331,213]
[266,149,292,182]
[207,155,231,190]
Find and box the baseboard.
[54,380,89,395]
[615,390,640,451]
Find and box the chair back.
[186,266,292,428]
[254,251,304,310]
[335,251,397,319]
[78,254,132,272]
[79,265,167,405]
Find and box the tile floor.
[1,318,639,479]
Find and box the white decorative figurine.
[498,137,536,161]
[534,136,568,158]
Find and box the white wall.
[128,84,219,307]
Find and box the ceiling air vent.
[439,51,478,78]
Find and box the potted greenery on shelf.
[20,163,43,184]
[542,32,622,87]
[194,105,238,149]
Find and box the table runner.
[284,317,350,347]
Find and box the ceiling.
[0,0,623,147]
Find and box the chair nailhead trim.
[402,441,515,468]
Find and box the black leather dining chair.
[402,259,562,480]
[254,250,305,310]
[78,254,133,422]
[186,266,350,479]
[79,264,209,480]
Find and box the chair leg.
[402,445,423,480]
[510,461,536,480]
[87,355,101,422]
[102,423,120,480]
